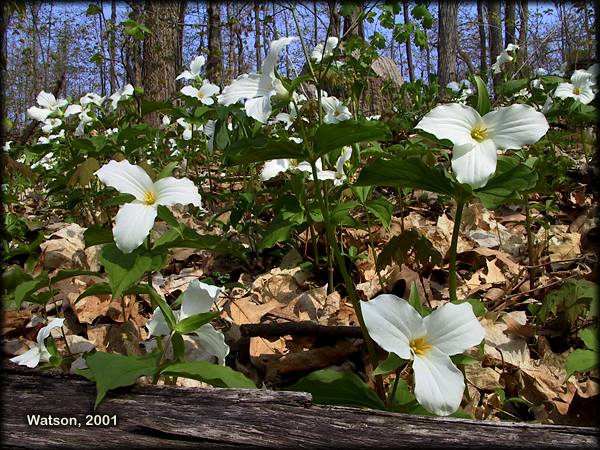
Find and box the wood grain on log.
[2,364,597,448]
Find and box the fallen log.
[2,363,597,448]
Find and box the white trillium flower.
[80,92,105,108]
[10,318,65,368]
[181,80,220,105]
[261,157,321,181]
[108,84,134,111]
[3,141,12,152]
[75,110,94,137]
[415,103,549,188]
[41,118,62,134]
[176,55,206,81]
[491,43,519,74]
[309,146,352,186]
[147,280,229,364]
[37,130,64,145]
[320,91,352,124]
[446,81,461,93]
[176,117,199,141]
[542,95,554,114]
[94,159,202,253]
[27,91,69,122]
[552,62,568,77]
[218,37,297,123]
[202,119,216,152]
[311,37,339,62]
[554,70,596,104]
[362,295,485,416]
[535,68,548,77]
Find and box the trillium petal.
[423,302,485,355]
[415,104,481,146]
[554,82,575,100]
[262,37,296,75]
[484,104,549,149]
[36,317,66,347]
[37,91,57,108]
[113,202,157,253]
[199,82,220,98]
[218,74,263,105]
[64,104,83,117]
[576,88,596,105]
[571,69,592,86]
[181,85,199,98]
[95,160,155,200]
[451,140,497,188]
[27,106,51,122]
[154,177,203,208]
[244,94,273,123]
[361,294,425,360]
[10,346,42,368]
[261,159,289,180]
[336,147,353,173]
[190,55,206,75]
[147,307,172,336]
[413,347,465,416]
[176,70,194,81]
[191,324,230,365]
[180,280,223,319]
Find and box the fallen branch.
[239,320,363,338]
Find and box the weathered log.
[2,363,597,448]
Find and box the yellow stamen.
[289,159,299,167]
[471,126,488,142]
[410,337,432,356]
[143,191,157,205]
[573,87,581,95]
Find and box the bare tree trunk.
[517,0,528,77]
[487,0,502,90]
[437,1,458,93]
[402,1,414,82]
[342,1,364,40]
[504,0,516,44]
[142,0,184,126]
[328,0,341,38]
[206,0,223,85]
[254,1,261,70]
[30,3,40,95]
[227,1,235,79]
[109,0,118,91]
[477,0,488,79]
[125,1,143,88]
[313,0,318,45]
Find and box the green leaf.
[86,3,102,15]
[388,378,416,408]
[536,279,597,324]
[352,185,372,204]
[373,353,406,376]
[75,282,112,303]
[141,100,173,116]
[153,227,247,261]
[84,225,114,248]
[452,298,487,317]
[450,354,480,365]
[330,200,360,227]
[161,361,256,388]
[85,351,160,407]
[257,218,296,251]
[578,328,598,351]
[407,281,430,316]
[171,332,185,361]
[223,135,306,165]
[156,161,180,180]
[68,157,100,187]
[101,193,135,208]
[14,273,48,309]
[156,205,183,231]
[474,75,491,116]
[175,311,220,334]
[355,158,457,198]
[288,369,385,410]
[49,269,101,285]
[565,349,598,380]
[99,243,167,298]
[475,158,538,209]
[365,198,392,230]
[313,120,390,157]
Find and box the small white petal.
[95,160,155,200]
[451,140,497,188]
[199,82,220,98]
[10,346,42,368]
[36,317,66,347]
[261,159,289,180]
[423,302,485,355]
[244,94,273,123]
[412,347,465,416]
[415,104,482,146]
[37,91,57,108]
[64,104,83,117]
[154,177,202,208]
[147,307,172,336]
[484,104,549,149]
[218,74,264,106]
[181,85,199,98]
[27,106,51,122]
[113,202,157,253]
[361,294,425,360]
[176,70,195,81]
[192,324,230,365]
[190,55,206,75]
[262,37,297,75]
[180,280,223,319]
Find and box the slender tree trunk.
[227,1,235,79]
[504,0,516,44]
[142,0,184,126]
[206,0,223,85]
[254,1,261,70]
[109,0,118,91]
[517,0,528,77]
[30,3,40,95]
[437,1,458,93]
[403,1,414,82]
[487,0,502,90]
[328,0,341,38]
[342,1,364,40]
[1,5,12,138]
[314,0,318,45]
[477,0,488,79]
[125,1,143,88]
[97,5,107,95]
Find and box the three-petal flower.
[361,295,485,416]
[415,103,549,188]
[554,69,596,105]
[95,160,202,253]
[176,55,206,81]
[181,80,220,105]
[10,318,65,368]
[27,91,68,122]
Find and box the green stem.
[366,213,386,293]
[448,200,466,302]
[387,367,401,407]
[309,160,386,401]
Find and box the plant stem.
[448,200,466,302]
[309,160,386,401]
[365,213,386,293]
[387,367,401,407]
[524,197,537,291]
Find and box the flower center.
[289,159,299,167]
[143,191,157,205]
[471,126,489,142]
[573,87,581,95]
[409,337,432,356]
